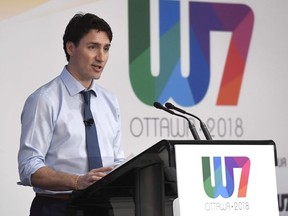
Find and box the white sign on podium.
[174,141,278,215]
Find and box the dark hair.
[63,12,113,61]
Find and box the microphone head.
[165,102,186,114]
[165,102,174,109]
[153,101,174,114]
[153,102,163,109]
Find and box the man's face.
[67,29,111,88]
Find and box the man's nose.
[95,49,104,62]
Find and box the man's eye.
[104,46,110,52]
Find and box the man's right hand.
[76,166,114,190]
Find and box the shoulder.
[24,76,62,109]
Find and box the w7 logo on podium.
[128,1,254,106]
[202,156,251,198]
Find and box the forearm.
[31,166,78,191]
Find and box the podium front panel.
[173,140,278,216]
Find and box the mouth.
[92,64,102,71]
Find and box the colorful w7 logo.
[129,1,254,106]
[202,156,251,198]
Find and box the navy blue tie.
[81,90,103,170]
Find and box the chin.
[93,75,102,80]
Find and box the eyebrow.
[87,42,111,47]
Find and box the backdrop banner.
[0,0,287,215]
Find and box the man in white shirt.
[18,12,124,216]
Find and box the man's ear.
[66,41,75,57]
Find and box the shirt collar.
[60,66,97,97]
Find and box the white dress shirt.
[18,67,124,194]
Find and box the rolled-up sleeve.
[18,92,53,186]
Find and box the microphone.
[153,102,200,140]
[165,102,212,140]
[84,118,94,127]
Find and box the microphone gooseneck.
[153,102,201,140]
[165,102,212,140]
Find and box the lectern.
[67,139,278,216]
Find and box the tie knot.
[81,90,92,104]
